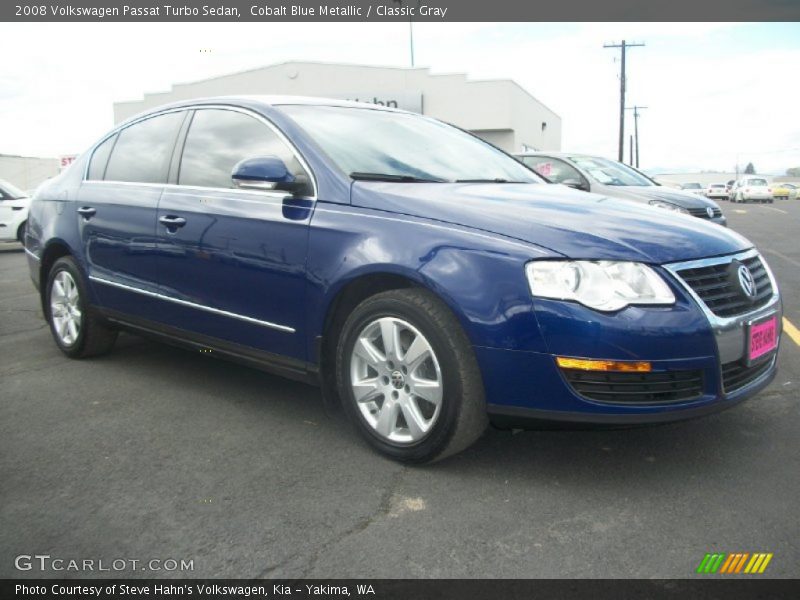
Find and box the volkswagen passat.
[26,97,781,462]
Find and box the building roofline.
[115,60,560,118]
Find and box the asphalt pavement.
[1,199,798,579]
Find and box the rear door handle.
[77,206,96,218]
[159,215,187,228]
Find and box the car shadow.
[105,332,784,496]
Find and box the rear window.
[104,111,185,184]
[747,178,768,186]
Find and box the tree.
[744,162,756,174]
[787,167,800,177]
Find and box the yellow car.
[772,182,798,200]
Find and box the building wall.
[655,172,758,187]
[114,62,561,153]
[0,155,60,192]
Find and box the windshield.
[568,156,654,187]
[280,105,543,183]
[0,179,27,199]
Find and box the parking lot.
[1,200,798,579]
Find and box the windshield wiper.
[454,178,528,183]
[350,172,445,183]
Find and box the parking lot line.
[733,209,747,214]
[783,317,800,348]
[763,248,800,269]
[761,206,788,214]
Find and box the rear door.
[153,107,316,361]
[76,110,187,317]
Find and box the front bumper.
[479,250,781,425]
[710,215,728,226]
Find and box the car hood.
[609,186,721,209]
[350,182,750,263]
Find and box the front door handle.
[77,206,96,219]
[159,215,187,229]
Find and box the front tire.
[16,221,26,244]
[46,256,117,358]
[335,289,487,463]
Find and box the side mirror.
[562,178,589,192]
[231,156,297,192]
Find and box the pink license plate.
[749,316,778,362]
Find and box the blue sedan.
[24,97,782,462]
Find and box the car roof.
[128,94,408,120]
[516,151,583,158]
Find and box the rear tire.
[335,288,487,463]
[45,256,117,358]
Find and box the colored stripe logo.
[696,552,773,574]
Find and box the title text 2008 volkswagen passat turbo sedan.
[25,97,782,462]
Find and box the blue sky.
[1,22,798,173]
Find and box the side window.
[104,111,185,184]
[86,134,117,181]
[178,109,312,195]
[524,157,583,184]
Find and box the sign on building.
[332,92,423,114]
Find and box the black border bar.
[4,0,800,22]
[3,579,800,600]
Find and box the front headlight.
[525,260,676,312]
[649,200,689,214]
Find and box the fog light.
[556,356,652,372]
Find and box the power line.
[604,40,645,162]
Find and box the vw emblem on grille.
[706,207,715,218]
[737,264,757,299]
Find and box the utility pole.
[409,20,415,67]
[604,40,645,162]
[629,135,634,166]
[395,0,416,67]
[626,105,648,168]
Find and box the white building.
[114,61,562,154]
[0,154,61,192]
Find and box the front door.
[153,108,315,361]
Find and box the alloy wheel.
[349,317,443,444]
[50,270,82,346]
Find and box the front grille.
[687,207,723,219]
[675,254,773,317]
[562,368,704,405]
[721,358,774,394]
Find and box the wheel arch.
[314,266,472,411]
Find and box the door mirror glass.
[231,156,297,191]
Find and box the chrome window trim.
[664,248,780,328]
[82,179,315,203]
[89,276,295,334]
[82,104,318,201]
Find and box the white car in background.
[680,182,705,196]
[705,183,728,200]
[0,178,31,243]
[730,177,773,203]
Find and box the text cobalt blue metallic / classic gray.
[24,96,783,462]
